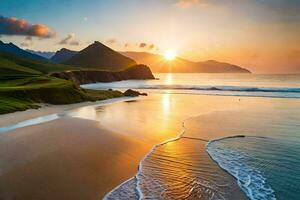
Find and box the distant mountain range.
[12,40,250,73]
[0,43,154,82]
[121,51,251,73]
[50,48,77,64]
[0,41,154,81]
[0,41,49,62]
[26,49,55,59]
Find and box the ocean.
[82,73,300,200]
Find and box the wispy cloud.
[138,42,156,50]
[106,38,117,45]
[58,33,80,46]
[0,16,55,38]
[174,0,207,8]
[148,44,155,50]
[139,43,147,48]
[20,36,34,47]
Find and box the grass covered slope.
[0,76,123,114]
[0,51,124,114]
[0,43,155,114]
[0,51,75,79]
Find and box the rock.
[123,89,147,97]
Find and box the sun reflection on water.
[165,73,173,85]
[162,94,171,115]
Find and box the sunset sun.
[164,50,177,61]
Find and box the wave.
[104,121,188,200]
[104,133,277,200]
[206,135,276,200]
[82,82,300,98]
[104,120,252,200]
[138,85,300,93]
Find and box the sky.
[0,0,300,73]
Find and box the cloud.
[20,36,33,47]
[106,38,117,45]
[69,40,80,46]
[58,33,80,46]
[148,44,155,50]
[174,0,207,8]
[0,16,55,38]
[139,43,147,48]
[58,33,74,45]
[123,41,156,50]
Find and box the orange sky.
[1,0,300,73]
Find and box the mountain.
[26,49,55,59]
[121,51,251,73]
[64,41,137,70]
[0,41,49,62]
[50,48,78,64]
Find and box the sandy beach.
[0,117,150,199]
[0,94,244,199]
[0,97,132,128]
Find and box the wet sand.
[0,97,130,128]
[0,118,150,200]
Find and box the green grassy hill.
[0,76,123,114]
[0,51,123,114]
[0,51,75,79]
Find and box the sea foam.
[206,136,276,200]
[82,82,300,98]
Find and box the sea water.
[82,73,300,98]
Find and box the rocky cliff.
[50,64,155,85]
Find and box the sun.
[164,50,177,61]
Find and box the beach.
[0,117,150,199]
[0,94,244,199]
[0,92,299,199]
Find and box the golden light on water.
[164,50,177,61]
[162,94,171,114]
[165,73,173,85]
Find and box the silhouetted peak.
[59,48,75,52]
[64,40,137,70]
[205,60,219,63]
[88,41,108,49]
[93,41,102,45]
[60,48,69,51]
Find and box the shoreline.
[105,116,249,200]
[0,96,134,128]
